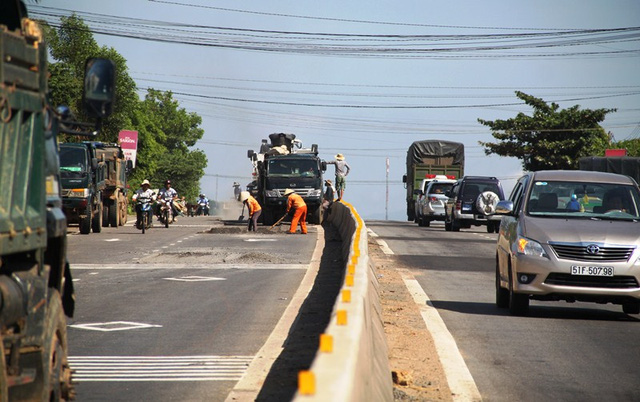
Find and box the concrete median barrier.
[294,201,393,401]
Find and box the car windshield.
[429,182,453,195]
[267,159,318,178]
[527,180,640,220]
[59,147,87,178]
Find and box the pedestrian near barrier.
[284,188,307,234]
[240,191,262,231]
[326,153,350,201]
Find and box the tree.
[478,91,616,171]
[611,138,640,156]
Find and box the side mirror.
[91,157,98,170]
[83,58,116,119]
[321,161,327,171]
[402,175,407,183]
[413,189,422,196]
[495,200,514,215]
[247,150,254,159]
[126,159,134,172]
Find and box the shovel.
[238,204,245,221]
[269,213,288,230]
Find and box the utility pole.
[385,157,389,220]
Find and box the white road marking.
[69,321,162,332]
[399,269,482,402]
[244,239,277,242]
[104,238,120,242]
[68,355,253,382]
[72,263,308,270]
[367,229,394,255]
[163,276,226,282]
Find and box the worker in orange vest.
[284,188,307,234]
[240,191,262,232]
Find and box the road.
[65,216,318,402]
[367,220,640,401]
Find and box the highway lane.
[65,216,317,401]
[367,220,640,402]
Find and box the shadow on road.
[256,223,344,401]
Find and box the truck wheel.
[0,337,7,402]
[40,290,73,401]
[109,199,119,227]
[79,204,92,234]
[102,200,110,227]
[119,194,128,225]
[262,209,274,226]
[92,203,103,233]
[310,207,321,224]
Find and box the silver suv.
[494,170,640,316]
[444,176,504,233]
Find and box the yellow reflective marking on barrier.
[320,334,333,353]
[337,310,348,325]
[298,370,315,394]
[342,289,351,303]
[345,274,354,287]
[348,264,355,275]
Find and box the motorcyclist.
[132,179,155,229]
[157,179,179,222]
[197,193,210,216]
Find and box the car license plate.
[570,266,614,276]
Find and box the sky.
[32,1,640,220]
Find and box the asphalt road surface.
[367,220,640,402]
[65,216,319,402]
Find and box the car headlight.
[516,236,548,258]
[265,189,279,198]
[308,189,322,197]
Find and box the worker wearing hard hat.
[284,188,307,234]
[240,191,262,232]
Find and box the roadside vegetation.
[41,14,207,201]
[479,91,639,171]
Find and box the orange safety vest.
[287,193,306,211]
[246,196,262,215]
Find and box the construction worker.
[240,191,262,232]
[326,153,350,201]
[284,188,307,234]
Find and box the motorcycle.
[135,195,154,234]
[157,198,175,228]
[196,200,210,216]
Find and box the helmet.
[141,179,150,186]
[199,193,205,197]
[239,191,250,202]
[165,180,171,185]
[283,188,295,196]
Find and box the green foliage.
[611,138,640,157]
[478,91,616,171]
[42,14,207,200]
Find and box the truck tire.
[40,290,73,401]
[262,209,274,226]
[119,193,128,226]
[310,207,321,224]
[109,199,119,227]
[79,204,92,234]
[92,202,103,233]
[0,337,7,402]
[407,205,415,222]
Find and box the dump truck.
[403,140,465,221]
[94,142,130,227]
[247,133,326,225]
[0,3,116,398]
[59,142,107,234]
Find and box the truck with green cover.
[403,140,465,221]
[0,2,115,398]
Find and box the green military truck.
[59,142,107,234]
[403,140,465,221]
[0,3,115,399]
[95,142,130,227]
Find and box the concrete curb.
[293,201,393,401]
